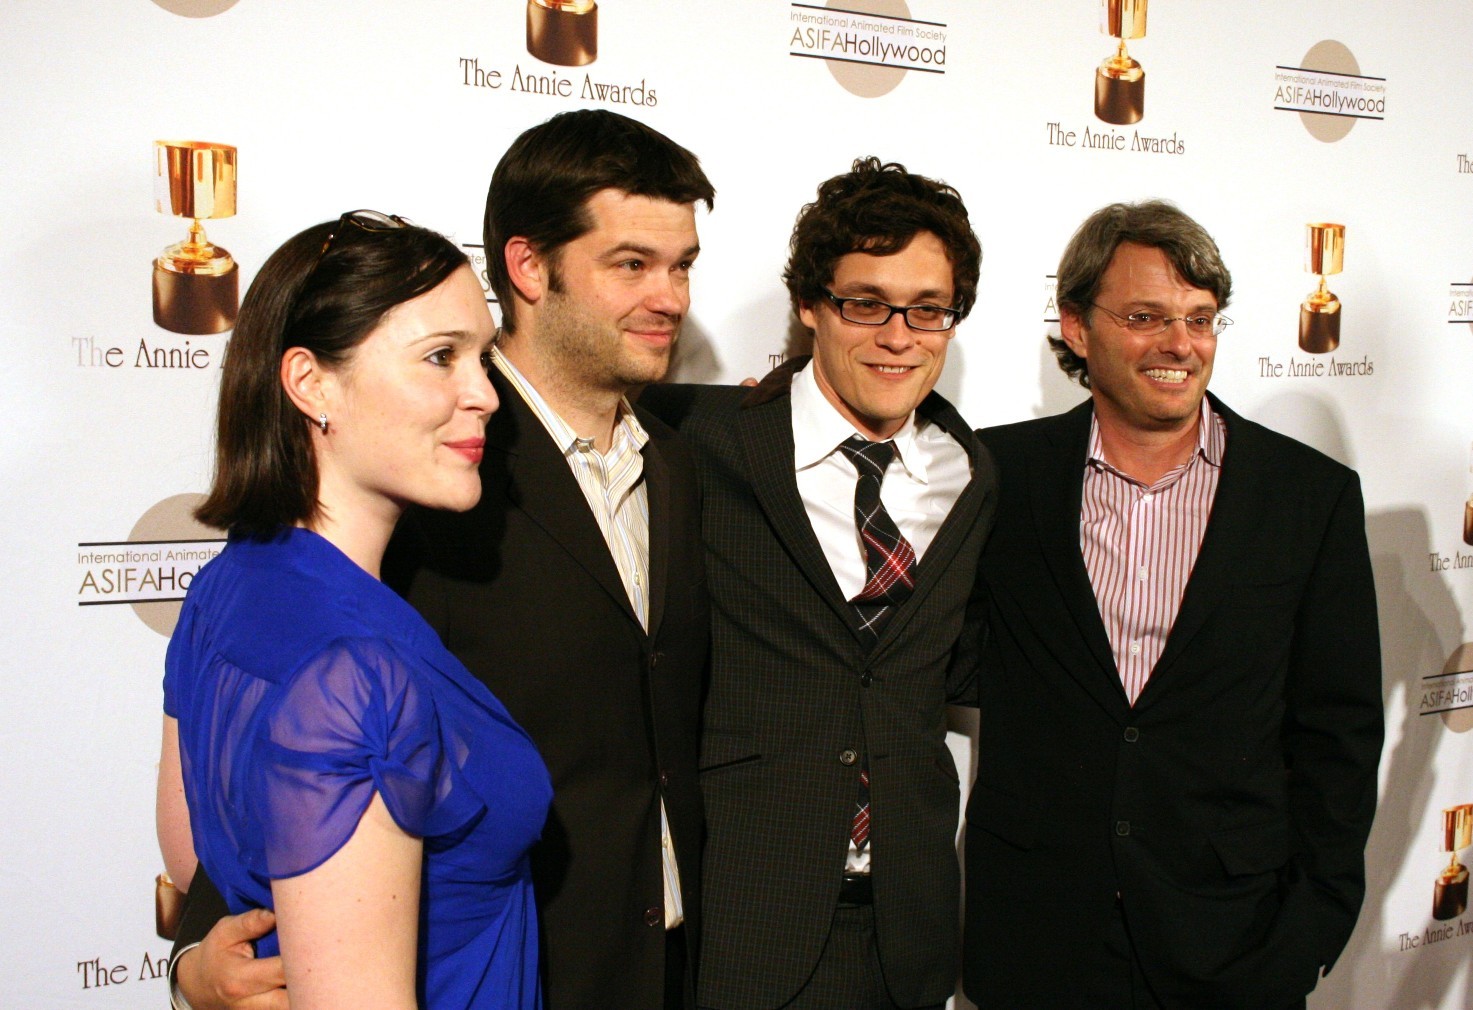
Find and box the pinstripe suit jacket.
[642,358,997,1010]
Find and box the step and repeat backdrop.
[3,1,1471,1007]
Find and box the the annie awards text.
[1257,355,1374,378]
[72,335,218,369]
[1398,917,1473,951]
[1427,552,1473,573]
[1046,122,1185,157]
[458,58,656,107]
[77,951,170,991]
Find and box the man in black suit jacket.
[171,110,714,1010]
[644,159,996,1010]
[962,201,1383,1009]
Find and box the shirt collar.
[790,358,928,483]
[492,345,649,456]
[1086,396,1225,473]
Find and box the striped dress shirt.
[1080,400,1226,705]
[492,349,683,928]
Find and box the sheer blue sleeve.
[245,637,486,879]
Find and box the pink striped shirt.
[1081,400,1226,705]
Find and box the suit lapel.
[1029,403,1127,707]
[1139,399,1263,706]
[641,427,671,642]
[868,391,989,652]
[489,371,642,630]
[737,369,871,649]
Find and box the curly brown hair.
[783,157,980,322]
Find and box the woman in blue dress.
[156,211,552,1010]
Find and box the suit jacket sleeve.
[170,862,230,958]
[944,566,988,708]
[1283,469,1383,976]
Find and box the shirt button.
[1141,494,1153,504]
[1123,727,1139,743]
[839,749,858,766]
[645,907,663,927]
[1137,566,1148,581]
[1128,642,1141,656]
[1115,821,1131,836]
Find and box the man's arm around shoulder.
[170,864,287,1010]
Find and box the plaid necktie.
[839,436,917,641]
[838,436,914,858]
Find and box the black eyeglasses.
[1089,303,1232,337]
[822,290,960,332]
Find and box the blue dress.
[164,527,552,1010]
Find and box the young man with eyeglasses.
[961,200,1383,1009]
[642,158,996,1010]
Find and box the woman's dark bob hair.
[194,214,470,537]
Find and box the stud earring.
[317,413,329,433]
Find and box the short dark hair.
[1051,200,1232,387]
[783,157,981,321]
[484,109,715,334]
[195,216,469,537]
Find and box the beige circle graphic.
[1440,644,1473,733]
[826,0,910,99]
[150,0,240,17]
[1298,40,1358,144]
[127,493,217,637]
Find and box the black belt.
[838,873,873,905]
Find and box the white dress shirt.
[789,360,972,872]
[494,349,683,929]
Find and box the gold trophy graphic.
[527,0,597,67]
[1433,804,1472,921]
[1298,222,1344,354]
[155,872,183,940]
[152,140,238,334]
[1465,444,1473,546]
[1095,0,1147,125]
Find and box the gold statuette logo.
[1465,444,1473,547]
[1434,804,1472,921]
[1298,222,1344,354]
[1095,0,1146,125]
[527,0,598,67]
[152,140,238,335]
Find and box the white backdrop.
[2,2,1471,1006]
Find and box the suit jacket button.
[860,671,873,687]
[839,749,858,766]
[1115,820,1131,836]
[649,651,662,669]
[659,770,670,787]
[645,906,663,927]
[1123,727,1139,743]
